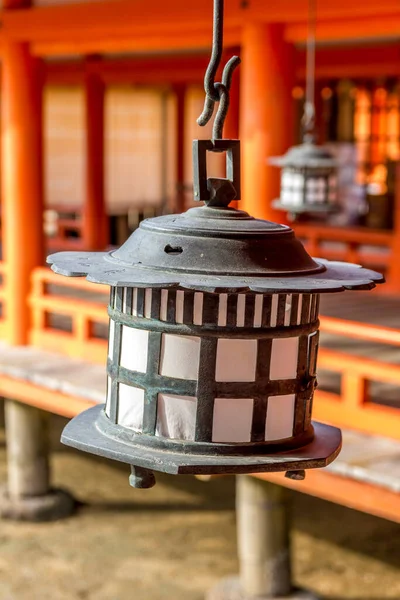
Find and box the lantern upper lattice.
[48,203,383,486]
[270,141,339,214]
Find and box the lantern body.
[106,288,320,451]
[271,142,339,214]
[48,157,383,485]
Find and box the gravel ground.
[0,418,399,600]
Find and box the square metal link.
[193,139,241,202]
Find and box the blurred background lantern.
[271,0,339,220]
[270,141,338,217]
[48,0,383,489]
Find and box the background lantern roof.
[269,141,338,169]
[48,205,384,293]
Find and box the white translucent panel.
[216,339,257,382]
[265,394,295,441]
[193,293,204,325]
[329,175,338,189]
[108,320,115,359]
[120,326,149,373]
[175,290,185,324]
[218,294,228,327]
[270,337,299,380]
[306,178,318,192]
[160,334,200,380]
[237,294,246,327]
[281,188,303,207]
[284,295,292,327]
[144,289,152,318]
[117,384,145,432]
[270,295,279,327]
[282,171,304,191]
[122,288,128,313]
[160,289,168,321]
[156,394,197,441]
[105,377,112,418]
[297,295,303,325]
[132,288,138,316]
[308,331,319,376]
[253,295,263,328]
[281,171,292,187]
[212,398,254,443]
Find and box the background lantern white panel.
[106,288,321,446]
[281,170,304,207]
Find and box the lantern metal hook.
[197,0,241,141]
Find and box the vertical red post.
[2,39,44,345]
[240,23,294,222]
[174,83,186,213]
[388,162,400,292]
[83,58,108,250]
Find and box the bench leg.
[0,400,75,521]
[207,476,318,599]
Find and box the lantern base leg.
[0,400,76,521]
[0,485,75,522]
[129,465,156,489]
[207,578,318,599]
[206,476,319,600]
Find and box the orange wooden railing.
[28,267,108,363]
[314,315,400,441]
[45,206,85,252]
[295,223,392,270]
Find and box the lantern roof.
[48,205,383,293]
[270,141,338,169]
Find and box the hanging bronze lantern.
[48,0,383,489]
[270,139,339,215]
[271,0,339,219]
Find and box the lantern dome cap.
[270,141,338,169]
[48,205,383,294]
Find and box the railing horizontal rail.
[320,316,400,346]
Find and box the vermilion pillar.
[240,23,294,222]
[2,41,44,345]
[83,59,108,250]
[174,83,186,213]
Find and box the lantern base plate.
[0,486,76,522]
[61,405,341,476]
[206,576,318,600]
